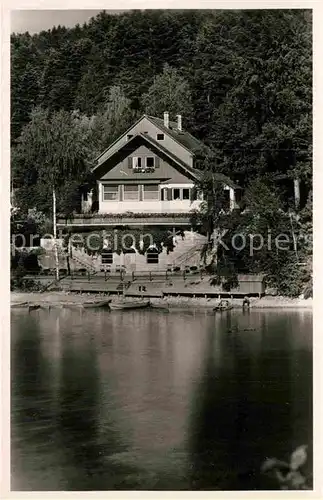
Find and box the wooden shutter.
[119,185,123,201]
[128,157,132,169]
[155,156,160,168]
[167,188,173,200]
[139,185,143,201]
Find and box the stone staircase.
[39,245,98,274]
[38,231,207,276]
[164,231,207,269]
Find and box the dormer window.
[157,133,164,141]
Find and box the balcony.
[57,212,195,227]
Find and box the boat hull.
[82,300,111,309]
[109,300,150,311]
[213,306,233,312]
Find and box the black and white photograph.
[7,6,313,493]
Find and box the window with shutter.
[132,157,142,170]
[146,157,155,168]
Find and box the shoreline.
[10,291,313,310]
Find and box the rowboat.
[109,300,150,311]
[213,300,233,312]
[82,300,111,309]
[28,304,41,312]
[11,302,28,309]
[149,304,170,311]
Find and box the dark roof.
[147,115,206,154]
[93,114,239,189]
[94,114,208,167]
[140,133,202,180]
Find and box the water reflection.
[11,308,312,490]
[188,311,312,490]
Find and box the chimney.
[163,111,169,128]
[176,114,182,132]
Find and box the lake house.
[56,113,241,272]
[58,112,240,228]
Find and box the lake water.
[11,307,312,490]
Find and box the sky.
[11,10,114,34]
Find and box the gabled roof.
[93,132,202,181]
[142,133,202,180]
[147,115,206,154]
[94,114,207,167]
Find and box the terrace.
[57,212,195,228]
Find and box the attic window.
[146,157,154,168]
[157,133,164,141]
[132,157,142,169]
[127,134,133,141]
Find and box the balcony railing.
[57,212,195,226]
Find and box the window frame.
[145,156,155,168]
[123,184,140,201]
[102,184,119,202]
[171,187,192,201]
[146,248,159,264]
[132,157,142,169]
[182,188,190,200]
[143,184,159,201]
[101,250,113,264]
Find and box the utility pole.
[53,188,59,281]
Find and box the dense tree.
[12,107,93,216]
[141,64,193,120]
[88,85,136,158]
[196,10,311,192]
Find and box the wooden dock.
[22,273,265,298]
